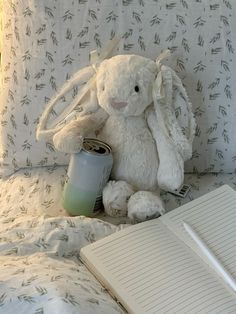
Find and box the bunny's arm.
[53,108,109,153]
[146,108,184,192]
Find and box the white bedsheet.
[1,165,236,218]
[0,214,125,313]
[1,166,236,313]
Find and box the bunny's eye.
[134,85,139,92]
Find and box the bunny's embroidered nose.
[111,99,128,109]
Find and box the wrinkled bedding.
[0,214,126,313]
[0,165,128,313]
[0,166,126,313]
[1,165,236,218]
[1,166,236,313]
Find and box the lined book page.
[161,185,236,296]
[81,209,236,314]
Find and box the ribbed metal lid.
[82,138,111,156]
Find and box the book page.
[81,212,236,314]
[161,185,236,295]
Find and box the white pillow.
[0,0,236,177]
[0,1,113,176]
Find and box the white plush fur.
[128,191,165,222]
[38,54,195,221]
[103,180,135,217]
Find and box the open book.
[80,185,236,313]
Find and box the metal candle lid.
[82,138,111,156]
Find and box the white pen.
[183,221,236,292]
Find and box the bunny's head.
[96,55,157,117]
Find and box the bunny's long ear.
[151,64,196,191]
[36,65,97,141]
[36,36,121,141]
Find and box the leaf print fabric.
[0,166,235,312]
[0,213,125,313]
[1,2,236,311]
[0,164,235,219]
[0,0,236,176]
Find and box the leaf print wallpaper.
[0,0,236,176]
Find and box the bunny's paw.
[53,129,84,153]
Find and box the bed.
[0,1,236,313]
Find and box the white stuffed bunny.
[37,45,195,222]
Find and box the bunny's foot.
[127,191,165,222]
[103,180,135,217]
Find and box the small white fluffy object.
[103,180,135,217]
